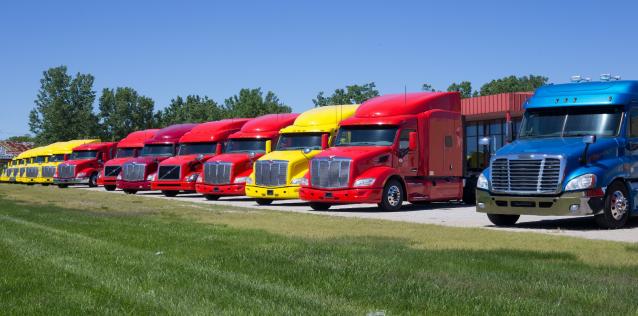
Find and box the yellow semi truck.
[245,104,358,205]
[38,140,99,185]
[15,149,36,184]
[23,146,50,185]
[0,159,14,182]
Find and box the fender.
[354,166,401,188]
[79,167,99,177]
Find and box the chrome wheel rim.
[387,185,401,207]
[610,190,628,220]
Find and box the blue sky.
[1,0,636,137]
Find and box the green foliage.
[157,95,225,126]
[29,66,99,145]
[5,134,35,143]
[313,82,380,106]
[447,81,475,98]
[98,87,157,141]
[479,75,548,96]
[222,88,291,118]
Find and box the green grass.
[1,184,637,315]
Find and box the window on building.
[464,119,510,171]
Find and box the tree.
[158,95,225,126]
[313,82,380,106]
[479,75,548,96]
[447,81,475,98]
[29,66,99,145]
[223,88,291,118]
[5,134,35,143]
[98,87,157,140]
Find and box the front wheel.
[309,202,331,210]
[256,199,273,205]
[88,173,98,187]
[58,184,68,189]
[378,179,404,211]
[487,214,520,226]
[162,190,179,197]
[205,195,220,201]
[123,189,137,195]
[104,185,116,191]
[595,181,629,229]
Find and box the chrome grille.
[19,168,25,176]
[26,167,39,178]
[203,162,232,184]
[254,160,288,186]
[42,166,56,178]
[310,158,351,188]
[122,163,146,182]
[158,165,181,180]
[491,156,562,194]
[57,164,76,179]
[104,166,122,177]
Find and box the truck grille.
[19,168,25,177]
[42,166,56,178]
[158,165,181,180]
[310,158,351,188]
[254,160,288,186]
[203,162,232,184]
[491,156,562,194]
[122,163,146,182]
[58,164,76,179]
[104,166,122,177]
[26,167,39,178]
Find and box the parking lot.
[83,187,638,243]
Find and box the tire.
[123,189,137,195]
[58,184,68,189]
[162,190,179,197]
[104,185,116,191]
[378,178,404,211]
[88,173,98,187]
[205,195,220,201]
[256,199,273,205]
[463,176,477,205]
[309,202,331,210]
[487,214,520,226]
[595,181,630,229]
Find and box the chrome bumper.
[475,189,604,216]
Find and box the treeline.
[27,65,548,145]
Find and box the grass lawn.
[1,184,637,315]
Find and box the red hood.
[316,146,392,161]
[159,154,213,167]
[63,158,97,166]
[207,152,263,164]
[104,157,134,167]
[123,156,171,166]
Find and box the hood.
[208,152,258,164]
[159,154,205,166]
[104,157,133,167]
[315,146,392,161]
[123,156,170,166]
[62,158,96,167]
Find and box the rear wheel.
[162,190,179,197]
[256,199,273,205]
[58,184,68,189]
[104,185,116,191]
[487,214,520,226]
[595,181,629,229]
[88,173,98,187]
[378,179,404,211]
[205,195,220,201]
[462,176,477,205]
[309,202,331,210]
[123,189,137,195]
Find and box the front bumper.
[116,180,151,191]
[98,177,116,186]
[54,177,90,185]
[299,187,383,204]
[245,184,300,200]
[196,183,245,196]
[475,189,604,216]
[150,180,196,192]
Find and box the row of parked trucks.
[3,78,637,228]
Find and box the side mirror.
[302,148,313,155]
[505,121,514,143]
[265,140,272,153]
[249,152,256,160]
[196,154,205,162]
[215,143,222,155]
[479,137,491,146]
[321,134,329,150]
[408,132,417,151]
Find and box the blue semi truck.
[476,77,638,229]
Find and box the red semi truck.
[117,124,197,194]
[151,119,250,197]
[98,129,159,191]
[54,142,119,188]
[195,113,299,200]
[299,92,465,211]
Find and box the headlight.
[291,177,308,186]
[354,178,375,187]
[477,173,489,190]
[185,174,199,182]
[77,172,86,178]
[196,174,204,183]
[116,174,122,180]
[245,177,253,185]
[234,177,249,184]
[564,174,596,191]
[147,174,155,181]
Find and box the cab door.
[396,127,418,176]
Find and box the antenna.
[404,85,407,106]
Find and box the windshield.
[178,142,217,155]
[335,126,398,146]
[34,156,47,163]
[276,133,323,151]
[116,148,136,158]
[70,150,98,160]
[49,154,65,162]
[519,106,623,139]
[141,144,174,157]
[225,139,267,153]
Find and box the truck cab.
[15,149,35,184]
[151,119,250,197]
[27,147,51,185]
[116,124,197,194]
[196,113,299,200]
[245,105,358,205]
[98,129,159,191]
[299,92,464,211]
[477,79,638,229]
[0,159,14,182]
[40,140,100,185]
[54,142,118,188]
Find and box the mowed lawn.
[1,184,637,315]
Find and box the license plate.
[324,192,333,198]
[213,187,219,192]
[267,190,273,195]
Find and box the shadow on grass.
[509,216,638,231]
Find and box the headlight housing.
[185,174,199,183]
[476,173,489,190]
[564,174,596,191]
[291,177,308,186]
[354,178,375,187]
[116,174,122,180]
[234,177,249,184]
[77,172,86,178]
[147,174,155,181]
